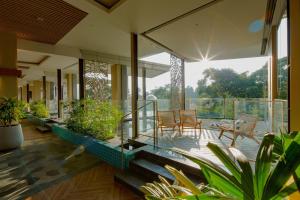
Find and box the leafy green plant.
[0,97,26,126]
[273,131,300,192]
[30,100,49,118]
[142,133,300,199]
[65,99,122,140]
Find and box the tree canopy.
[149,57,287,100]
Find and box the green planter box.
[26,114,49,126]
[51,124,135,169]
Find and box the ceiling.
[12,0,269,84]
[58,0,267,60]
[0,0,87,44]
[147,0,268,60]
[17,50,78,85]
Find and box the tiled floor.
[0,120,140,200]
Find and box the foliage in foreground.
[141,132,300,200]
[0,97,27,126]
[65,99,123,140]
[30,100,49,118]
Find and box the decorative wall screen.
[84,60,111,100]
[170,54,185,110]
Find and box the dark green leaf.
[173,148,243,199]
[207,143,241,182]
[254,134,274,199]
[263,135,300,199]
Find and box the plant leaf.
[271,182,299,200]
[254,133,274,199]
[173,148,243,199]
[207,143,241,182]
[230,148,254,200]
[165,165,202,195]
[263,133,300,199]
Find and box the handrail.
[120,100,157,169]
[121,101,154,119]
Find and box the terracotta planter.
[0,124,24,151]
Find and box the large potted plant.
[0,97,25,150]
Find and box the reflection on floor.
[0,120,140,200]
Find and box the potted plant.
[0,97,25,151]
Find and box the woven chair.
[179,109,202,135]
[157,111,181,135]
[218,114,260,146]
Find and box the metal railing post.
[121,118,124,170]
[153,100,157,149]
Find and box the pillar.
[57,69,62,118]
[32,80,42,101]
[43,76,46,105]
[142,68,147,130]
[270,26,278,132]
[111,64,128,105]
[0,32,18,97]
[66,73,73,102]
[289,0,300,131]
[26,84,30,103]
[111,64,122,102]
[131,33,138,138]
[79,59,85,100]
[46,81,51,103]
[72,74,77,100]
[270,26,278,99]
[121,66,128,102]
[22,85,26,101]
[19,87,22,101]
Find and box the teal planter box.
[27,114,49,126]
[52,124,135,169]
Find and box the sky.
[141,18,287,92]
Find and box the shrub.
[65,99,123,140]
[0,97,26,126]
[30,101,49,118]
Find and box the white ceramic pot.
[0,124,24,151]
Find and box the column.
[121,66,128,103]
[289,0,300,131]
[131,33,138,138]
[46,81,51,103]
[271,26,278,99]
[19,87,22,101]
[79,59,85,100]
[142,67,147,130]
[32,80,42,101]
[72,74,77,100]
[112,64,128,106]
[26,84,30,103]
[0,32,18,97]
[43,76,46,105]
[22,85,26,101]
[111,64,122,103]
[57,69,62,118]
[66,73,73,102]
[270,26,278,132]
